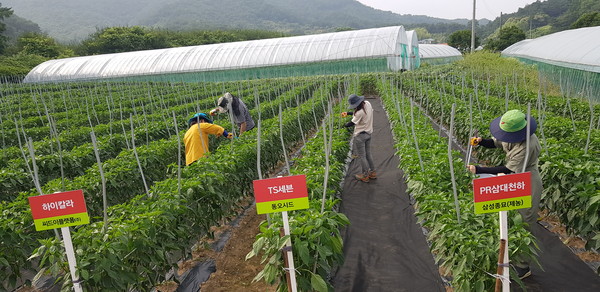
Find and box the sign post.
[253,175,309,292]
[29,190,89,292]
[473,172,532,292]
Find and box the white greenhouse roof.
[502,26,600,73]
[419,44,462,59]
[24,26,408,83]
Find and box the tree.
[447,30,479,52]
[412,27,432,41]
[0,3,14,54]
[486,25,526,52]
[16,32,66,58]
[80,26,168,55]
[571,12,600,29]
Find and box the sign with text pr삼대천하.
[473,172,532,214]
[253,175,309,214]
[28,190,90,231]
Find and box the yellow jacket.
[184,123,225,165]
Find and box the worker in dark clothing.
[209,92,255,135]
[467,109,542,279]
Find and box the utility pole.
[529,16,533,38]
[471,0,476,53]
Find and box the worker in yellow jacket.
[184,113,233,165]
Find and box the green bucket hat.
[489,109,537,143]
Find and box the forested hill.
[481,0,600,38]
[1,0,465,43]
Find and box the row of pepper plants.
[373,74,538,291]
[0,81,224,146]
[246,77,360,291]
[0,78,318,289]
[1,77,339,290]
[0,79,274,141]
[0,79,287,168]
[398,57,600,252]
[0,81,300,201]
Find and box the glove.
[227,132,234,139]
[209,109,218,116]
[341,112,348,118]
[469,137,480,146]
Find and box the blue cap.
[188,113,213,126]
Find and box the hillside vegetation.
[480,0,600,39]
[1,0,462,43]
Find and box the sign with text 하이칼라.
[28,190,90,231]
[473,172,532,214]
[253,175,309,214]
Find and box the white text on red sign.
[268,184,295,195]
[42,200,75,211]
[479,181,526,195]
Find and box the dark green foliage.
[447,30,479,52]
[79,26,169,55]
[486,26,526,52]
[0,3,13,54]
[162,29,285,47]
[15,32,64,58]
[77,26,287,55]
[571,12,600,28]
[0,53,46,81]
[480,0,600,40]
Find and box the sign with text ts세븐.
[28,190,90,231]
[253,175,309,214]
[473,172,532,214]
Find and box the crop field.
[0,53,598,291]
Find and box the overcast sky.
[356,0,541,20]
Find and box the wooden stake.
[280,227,292,291]
[495,239,507,292]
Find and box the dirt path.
[199,202,276,292]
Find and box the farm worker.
[184,113,233,165]
[466,109,542,279]
[341,94,376,183]
[209,92,255,135]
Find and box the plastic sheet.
[516,223,600,291]
[332,97,444,291]
[176,260,216,292]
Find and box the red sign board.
[28,190,89,231]
[253,175,309,214]
[473,172,532,214]
[29,190,88,219]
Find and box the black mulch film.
[516,222,600,291]
[332,96,600,291]
[333,97,445,291]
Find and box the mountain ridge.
[1,0,472,43]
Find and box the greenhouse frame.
[24,26,412,83]
[502,26,600,102]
